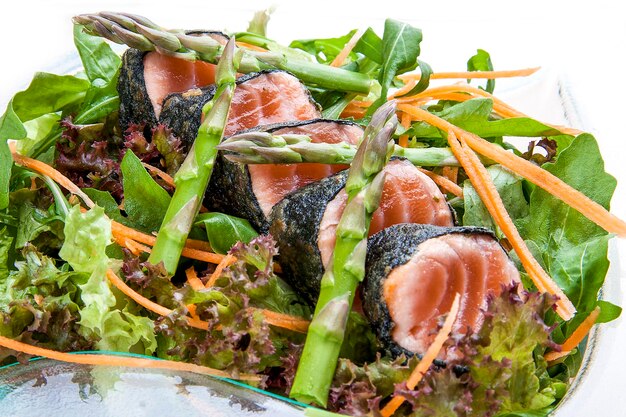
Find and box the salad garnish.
[0,9,623,417]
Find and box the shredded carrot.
[399,67,541,81]
[443,128,576,320]
[442,166,459,184]
[399,112,412,148]
[340,106,367,119]
[236,41,268,52]
[545,306,601,362]
[330,29,365,67]
[418,168,464,198]
[399,104,626,237]
[205,253,236,288]
[256,309,310,333]
[186,304,200,320]
[142,162,175,188]
[110,220,224,264]
[186,267,205,291]
[347,100,373,108]
[389,79,418,99]
[11,151,95,208]
[0,335,259,381]
[381,293,461,417]
[397,84,581,136]
[106,269,209,330]
[121,237,146,256]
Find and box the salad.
[0,9,624,417]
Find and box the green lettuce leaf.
[467,49,495,93]
[406,98,562,143]
[368,19,422,114]
[59,205,156,354]
[516,134,616,322]
[0,100,28,209]
[120,150,171,233]
[463,165,529,237]
[194,212,258,254]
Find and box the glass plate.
[0,356,307,417]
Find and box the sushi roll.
[208,119,364,232]
[117,31,229,133]
[362,223,520,359]
[159,70,321,148]
[270,158,455,304]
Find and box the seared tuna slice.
[209,119,363,231]
[159,70,321,147]
[117,31,228,132]
[269,158,455,304]
[160,70,325,231]
[362,223,520,359]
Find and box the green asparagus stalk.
[147,37,240,274]
[289,101,397,406]
[72,12,371,94]
[218,131,461,167]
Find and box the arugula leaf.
[463,165,529,237]
[517,134,616,321]
[467,49,495,93]
[407,98,562,142]
[74,77,120,124]
[73,24,121,82]
[72,25,121,124]
[120,150,171,233]
[395,59,432,97]
[596,300,622,323]
[290,30,358,64]
[59,205,156,354]
[12,73,90,122]
[368,19,422,114]
[354,28,383,64]
[82,188,125,223]
[0,100,27,209]
[194,212,258,254]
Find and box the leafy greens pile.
[0,10,621,417]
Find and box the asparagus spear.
[218,131,461,167]
[147,37,239,274]
[289,101,397,406]
[72,12,371,94]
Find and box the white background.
[1,0,625,414]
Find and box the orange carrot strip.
[106,269,209,331]
[545,306,601,362]
[399,67,541,81]
[330,29,365,67]
[340,106,367,119]
[381,293,461,417]
[399,112,412,148]
[186,267,205,291]
[389,79,418,99]
[442,166,459,184]
[236,41,268,52]
[399,104,626,237]
[186,304,200,320]
[0,335,259,381]
[142,162,175,188]
[443,128,576,320]
[205,253,236,288]
[348,100,373,108]
[398,84,581,135]
[256,309,310,333]
[11,151,95,208]
[418,168,464,198]
[110,221,224,265]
